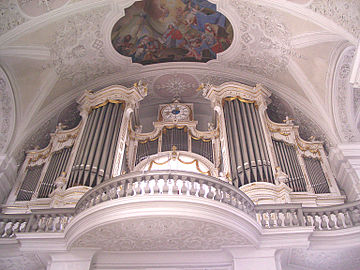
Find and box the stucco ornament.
[153,73,199,99]
[72,217,250,251]
[309,0,360,38]
[0,253,43,270]
[49,6,118,87]
[0,0,27,36]
[333,46,360,142]
[17,0,69,17]
[228,0,292,77]
[0,67,15,153]
[287,247,360,270]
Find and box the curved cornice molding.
[65,195,261,250]
[0,66,16,154]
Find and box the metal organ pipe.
[272,140,307,192]
[16,164,44,201]
[223,98,273,187]
[304,157,330,194]
[37,147,72,198]
[68,102,124,187]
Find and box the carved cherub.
[274,166,288,185]
[49,171,67,197]
[283,116,294,125]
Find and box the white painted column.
[46,250,96,270]
[226,248,277,270]
[328,143,360,201]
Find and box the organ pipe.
[223,98,273,187]
[37,147,72,198]
[68,102,124,187]
[16,164,44,201]
[161,126,188,152]
[191,138,213,163]
[272,139,306,192]
[304,157,330,194]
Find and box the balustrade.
[255,200,360,230]
[1,171,360,239]
[75,170,256,217]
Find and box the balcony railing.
[255,200,360,230]
[75,170,256,216]
[1,171,360,238]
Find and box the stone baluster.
[214,185,221,201]
[343,209,352,227]
[144,176,151,194]
[207,183,214,199]
[126,178,134,196]
[4,220,13,237]
[0,220,7,237]
[198,180,205,197]
[153,175,160,194]
[163,174,169,194]
[181,176,188,195]
[259,210,267,227]
[189,177,196,196]
[290,209,299,226]
[45,215,53,232]
[283,209,290,226]
[135,176,142,195]
[172,175,179,194]
[334,210,344,229]
[268,210,275,228]
[274,210,282,227]
[54,216,62,231]
[327,211,336,229]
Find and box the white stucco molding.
[350,41,360,89]
[0,66,15,154]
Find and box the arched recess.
[0,66,16,154]
[332,45,360,142]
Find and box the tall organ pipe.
[272,139,307,192]
[304,157,330,194]
[223,98,273,187]
[37,147,72,198]
[68,102,124,187]
[16,164,44,201]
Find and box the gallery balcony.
[1,170,359,253]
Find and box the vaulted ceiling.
[0,0,359,160]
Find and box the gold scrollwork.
[89,99,125,113]
[190,134,212,142]
[138,132,161,144]
[222,96,256,107]
[57,133,78,143]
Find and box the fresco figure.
[111,0,233,64]
[163,23,185,48]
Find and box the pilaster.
[46,250,96,270]
[225,247,277,270]
[329,144,360,201]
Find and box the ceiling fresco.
[111,0,233,64]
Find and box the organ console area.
[6,81,344,210]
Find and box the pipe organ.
[222,97,273,187]
[272,139,306,192]
[10,82,342,208]
[38,147,72,198]
[67,102,124,188]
